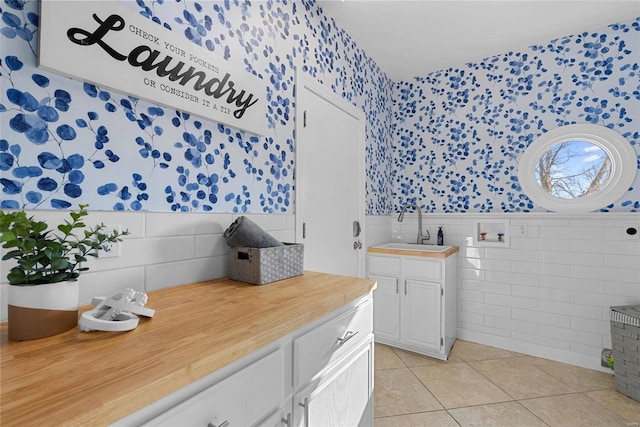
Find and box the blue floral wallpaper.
[392,17,640,212]
[2,1,638,216]
[0,0,394,214]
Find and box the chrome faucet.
[397,203,430,244]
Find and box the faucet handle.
[419,228,431,244]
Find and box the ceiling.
[317,1,640,81]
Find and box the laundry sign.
[38,0,266,135]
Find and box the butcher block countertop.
[367,245,459,259]
[0,271,376,426]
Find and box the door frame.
[294,71,367,277]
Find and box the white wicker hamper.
[610,305,640,402]
[228,243,304,285]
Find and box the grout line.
[513,400,552,427]
[463,356,521,402]
[374,342,629,425]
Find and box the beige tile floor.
[375,340,640,427]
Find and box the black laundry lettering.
[67,14,127,61]
[67,13,260,119]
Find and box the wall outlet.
[97,226,121,259]
[519,224,528,237]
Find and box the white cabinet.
[133,295,374,427]
[145,348,285,427]
[292,298,373,427]
[368,252,457,360]
[372,275,400,341]
[402,279,441,353]
[293,341,373,427]
[293,299,373,387]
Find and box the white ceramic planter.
[8,281,80,340]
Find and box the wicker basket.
[228,243,304,285]
[610,305,640,402]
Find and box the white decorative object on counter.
[79,289,155,332]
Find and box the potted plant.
[0,204,128,340]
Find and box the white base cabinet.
[125,295,374,427]
[368,252,457,360]
[147,348,286,427]
[259,340,372,427]
[293,341,372,427]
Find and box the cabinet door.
[401,279,441,353]
[294,341,373,427]
[371,275,400,342]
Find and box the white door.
[296,73,365,277]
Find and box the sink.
[370,243,453,253]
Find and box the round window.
[518,124,637,212]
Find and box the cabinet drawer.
[368,255,400,276]
[146,348,284,427]
[402,258,441,281]
[294,299,373,386]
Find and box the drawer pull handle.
[281,412,292,427]
[299,397,309,427]
[336,330,358,347]
[207,421,229,427]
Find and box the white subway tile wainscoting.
[0,211,295,321]
[366,213,640,372]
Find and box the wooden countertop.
[0,271,376,426]
[367,245,459,259]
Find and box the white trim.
[368,212,639,220]
[517,123,637,212]
[458,329,613,374]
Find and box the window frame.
[517,123,637,212]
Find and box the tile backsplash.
[0,211,295,320]
[2,211,637,374]
[366,213,640,371]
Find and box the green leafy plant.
[0,204,129,285]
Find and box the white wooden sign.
[38,0,266,135]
